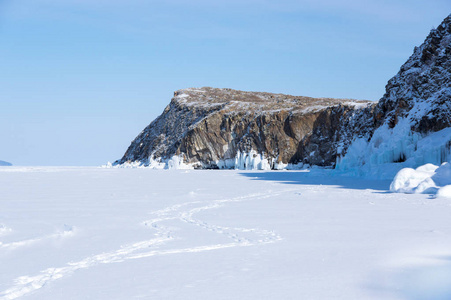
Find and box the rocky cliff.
[115,87,373,169]
[337,14,451,177]
[116,14,451,172]
[374,14,451,132]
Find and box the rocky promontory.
[115,88,373,169]
[116,14,451,172]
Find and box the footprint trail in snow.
[0,190,292,299]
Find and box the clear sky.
[1,0,450,166]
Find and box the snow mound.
[437,185,451,198]
[390,162,451,197]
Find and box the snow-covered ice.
[337,121,451,180]
[1,167,451,299]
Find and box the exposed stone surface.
[374,14,451,134]
[116,87,373,168]
[295,103,375,166]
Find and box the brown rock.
[116,87,374,168]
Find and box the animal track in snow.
[0,190,292,299]
[179,193,282,245]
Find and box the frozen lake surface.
[1,167,451,299]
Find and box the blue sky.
[1,0,450,166]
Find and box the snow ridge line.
[0,190,292,299]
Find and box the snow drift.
[390,162,451,197]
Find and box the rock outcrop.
[115,88,373,169]
[337,14,451,176]
[374,14,451,132]
[117,14,451,171]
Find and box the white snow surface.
[390,162,451,197]
[1,167,451,299]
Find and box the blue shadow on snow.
[239,170,391,192]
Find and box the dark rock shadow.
[239,170,391,191]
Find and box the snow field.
[0,167,451,299]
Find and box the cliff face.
[117,14,451,171]
[337,14,451,176]
[116,87,373,169]
[374,14,451,132]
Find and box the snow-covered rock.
[337,14,451,178]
